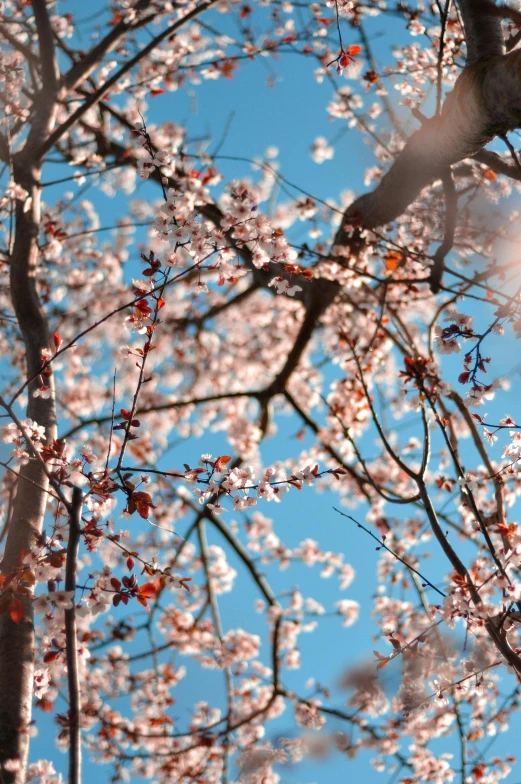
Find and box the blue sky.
[16,0,521,782]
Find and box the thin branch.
[472,149,521,182]
[429,168,457,294]
[0,396,70,510]
[435,0,452,115]
[196,521,233,782]
[9,258,208,407]
[499,132,521,177]
[334,508,446,597]
[0,460,62,502]
[64,487,83,784]
[60,392,256,441]
[349,342,418,480]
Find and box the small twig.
[333,0,344,52]
[116,270,170,470]
[197,521,233,783]
[0,460,62,501]
[348,342,418,479]
[435,0,452,116]
[429,168,457,294]
[333,508,446,597]
[211,110,236,158]
[104,370,117,474]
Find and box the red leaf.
[136,501,150,519]
[138,582,158,599]
[135,299,153,317]
[44,650,61,663]
[384,250,402,271]
[47,551,66,568]
[9,597,24,624]
[132,491,155,508]
[214,455,231,472]
[133,491,156,520]
[53,332,62,351]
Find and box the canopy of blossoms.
[3,0,521,783]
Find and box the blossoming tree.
[3,0,521,782]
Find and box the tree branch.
[65,488,83,784]
[458,0,504,65]
[429,168,457,293]
[38,0,219,159]
[61,0,156,92]
[25,0,60,150]
[472,149,521,181]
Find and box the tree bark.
[0,160,57,783]
[0,2,59,775]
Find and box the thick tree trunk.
[0,161,57,783]
[0,0,59,775]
